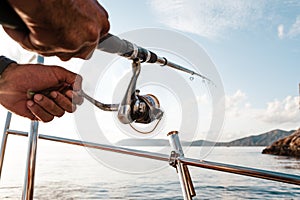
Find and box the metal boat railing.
[1,112,300,200]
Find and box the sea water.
[0,139,299,200]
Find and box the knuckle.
[85,25,99,42]
[100,19,110,36]
[62,25,99,54]
[61,35,82,51]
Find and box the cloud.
[149,1,300,40]
[149,0,266,39]
[225,90,300,124]
[220,90,300,140]
[258,96,300,124]
[277,15,300,39]
[277,24,285,39]
[225,90,249,117]
[288,15,300,38]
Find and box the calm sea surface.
[0,140,299,199]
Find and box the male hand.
[4,0,110,61]
[0,63,83,122]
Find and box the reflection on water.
[272,156,300,170]
[0,144,299,199]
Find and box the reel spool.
[134,93,161,124]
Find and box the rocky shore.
[262,129,300,157]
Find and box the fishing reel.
[117,59,163,125]
[80,58,164,133]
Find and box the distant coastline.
[116,129,295,147]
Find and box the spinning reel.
[79,34,212,133]
[80,58,163,131]
[116,59,163,125]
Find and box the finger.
[72,42,97,60]
[14,103,37,121]
[27,100,54,122]
[33,94,65,117]
[73,74,83,92]
[56,41,96,61]
[65,90,84,105]
[50,91,76,113]
[56,53,73,61]
[53,67,83,92]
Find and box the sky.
[0,0,300,142]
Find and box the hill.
[216,129,295,146]
[116,129,295,147]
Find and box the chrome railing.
[1,112,300,200]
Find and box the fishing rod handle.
[97,33,158,63]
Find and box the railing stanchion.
[0,112,12,179]
[22,120,39,200]
[168,131,196,200]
